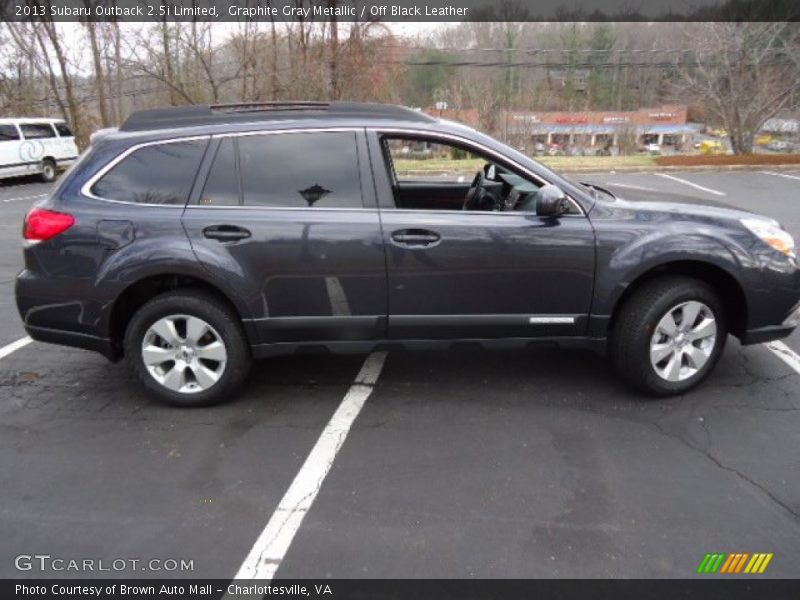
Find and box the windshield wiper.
[581,182,616,200]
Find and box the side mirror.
[535,184,569,217]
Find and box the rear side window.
[20,123,56,139]
[199,138,239,206]
[238,132,362,208]
[54,123,73,137]
[0,125,20,141]
[91,139,207,205]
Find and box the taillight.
[23,208,75,242]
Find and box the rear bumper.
[24,324,117,360]
[16,269,119,360]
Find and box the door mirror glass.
[535,184,569,217]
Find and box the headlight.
[740,218,796,259]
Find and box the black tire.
[610,276,727,396]
[40,158,57,183]
[124,289,251,407]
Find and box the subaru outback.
[16,102,800,406]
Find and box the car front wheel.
[124,290,251,407]
[611,276,727,396]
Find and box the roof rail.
[120,101,434,132]
[210,101,330,113]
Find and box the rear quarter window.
[20,123,56,139]
[0,125,20,141]
[90,139,208,205]
[54,123,73,137]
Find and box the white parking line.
[0,336,33,360]
[2,193,47,204]
[230,351,388,582]
[764,341,800,375]
[604,182,658,192]
[761,171,800,182]
[655,173,726,196]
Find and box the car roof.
[119,102,436,133]
[0,118,66,125]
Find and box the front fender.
[591,224,755,322]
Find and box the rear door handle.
[202,225,251,242]
[391,229,441,247]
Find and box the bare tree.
[82,7,111,128]
[676,22,800,154]
[5,19,85,142]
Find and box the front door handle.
[391,229,441,247]
[202,225,251,242]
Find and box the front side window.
[0,124,20,141]
[381,134,544,212]
[20,123,56,139]
[91,139,207,205]
[384,138,485,185]
[238,132,362,208]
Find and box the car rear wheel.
[610,276,727,396]
[124,290,251,407]
[40,159,56,183]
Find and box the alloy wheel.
[649,300,717,382]
[141,314,227,394]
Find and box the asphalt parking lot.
[1,169,799,580]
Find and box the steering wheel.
[462,170,486,211]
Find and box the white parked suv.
[0,118,79,182]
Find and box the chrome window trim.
[81,125,585,217]
[184,205,378,213]
[377,208,584,218]
[213,126,360,139]
[81,134,211,206]
[368,126,586,217]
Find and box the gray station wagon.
[15,102,800,406]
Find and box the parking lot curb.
[560,163,800,174]
[401,163,800,177]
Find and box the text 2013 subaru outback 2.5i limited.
[16,102,800,406]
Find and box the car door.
[181,129,388,345]
[0,123,23,178]
[19,122,58,173]
[368,130,596,340]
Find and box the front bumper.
[781,300,800,329]
[742,300,800,345]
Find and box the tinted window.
[55,123,73,137]
[199,139,239,206]
[20,123,56,139]
[0,125,19,141]
[238,132,362,208]
[92,140,207,205]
